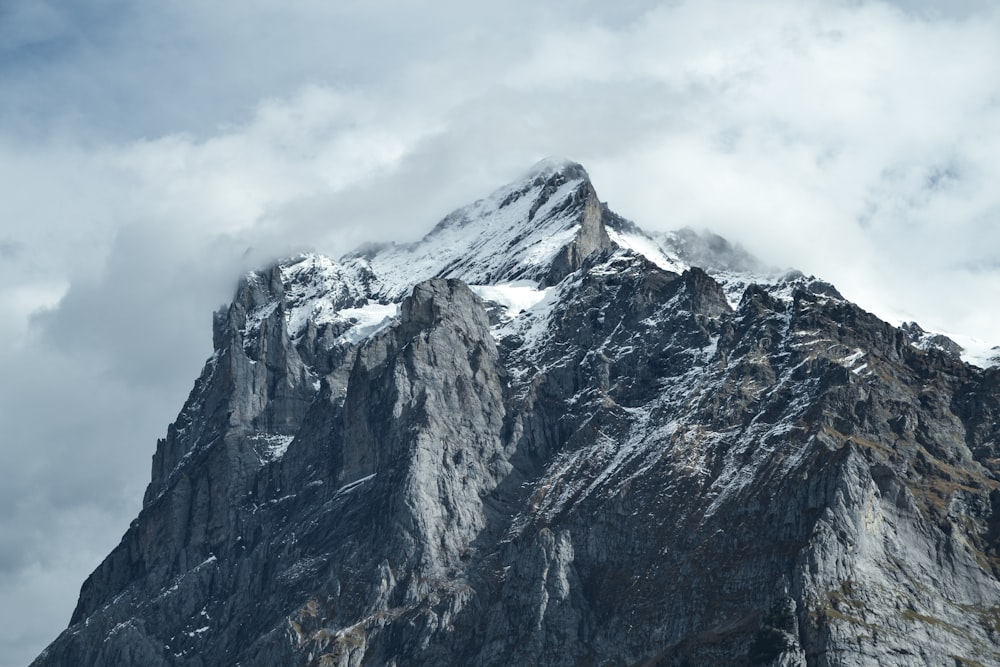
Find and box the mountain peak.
[348,158,612,298]
[522,157,590,183]
[35,157,1000,667]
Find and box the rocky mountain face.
[33,160,1000,667]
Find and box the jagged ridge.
[32,160,1000,667]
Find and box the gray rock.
[32,162,1000,667]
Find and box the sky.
[2,0,1000,664]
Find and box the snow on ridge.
[335,302,399,344]
[930,330,1000,369]
[471,282,554,321]
[523,157,587,180]
[280,254,366,336]
[247,166,990,368]
[251,231,852,365]
[607,228,687,275]
[613,226,996,366]
[605,225,795,310]
[366,170,590,298]
[250,433,295,462]
[960,340,1000,369]
[885,315,999,369]
[488,276,568,359]
[241,164,727,352]
[243,300,279,336]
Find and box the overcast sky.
[3,1,1000,664]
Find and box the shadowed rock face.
[543,178,613,286]
[33,162,1000,667]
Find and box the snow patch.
[278,253,374,337]
[492,281,563,353]
[887,315,999,369]
[366,169,589,298]
[471,281,551,318]
[251,433,295,462]
[244,300,279,335]
[607,228,686,274]
[949,333,1000,369]
[336,302,399,344]
[335,473,376,497]
[838,348,866,368]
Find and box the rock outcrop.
[33,160,1000,667]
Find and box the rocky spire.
[356,158,615,297]
[539,164,613,285]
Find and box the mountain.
[33,160,1000,667]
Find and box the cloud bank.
[2,1,999,663]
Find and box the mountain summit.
[358,158,615,293]
[34,161,1000,667]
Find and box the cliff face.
[34,161,1000,667]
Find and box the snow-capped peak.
[234,160,997,369]
[236,159,609,347]
[350,158,610,299]
[522,157,590,182]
